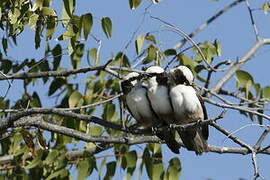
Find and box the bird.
[120,71,180,154]
[169,65,209,155]
[144,66,181,153]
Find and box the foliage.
[0,0,270,180]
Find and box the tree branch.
[212,38,270,94]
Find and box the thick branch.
[212,38,270,93]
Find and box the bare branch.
[210,122,253,151]
[245,0,260,41]
[254,127,270,150]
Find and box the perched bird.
[169,66,208,155]
[120,72,154,128]
[145,66,181,153]
[120,71,180,154]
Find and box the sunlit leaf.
[263,1,269,14]
[88,48,98,65]
[41,7,56,16]
[46,169,69,180]
[145,34,156,44]
[166,158,181,180]
[135,34,144,54]
[263,86,270,99]
[89,125,103,136]
[214,39,222,56]
[69,90,83,108]
[62,0,75,18]
[129,0,142,9]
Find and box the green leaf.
[126,151,137,168]
[98,158,107,178]
[213,39,222,56]
[102,103,116,121]
[104,161,116,180]
[77,160,91,180]
[129,0,142,9]
[44,150,59,165]
[48,78,66,96]
[89,125,103,136]
[41,7,56,16]
[177,54,195,68]
[135,34,144,54]
[71,43,84,69]
[143,44,157,64]
[69,90,83,108]
[145,34,156,44]
[101,17,112,38]
[235,70,254,87]
[29,14,39,29]
[81,13,93,40]
[88,48,98,65]
[62,0,75,18]
[46,169,69,180]
[166,158,181,180]
[263,1,269,13]
[24,151,42,169]
[115,52,130,67]
[164,49,177,56]
[46,16,56,40]
[52,44,62,70]
[263,86,270,99]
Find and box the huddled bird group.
[120,65,208,155]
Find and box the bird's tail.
[156,129,181,154]
[178,129,208,155]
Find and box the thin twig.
[245,0,260,41]
[173,0,245,49]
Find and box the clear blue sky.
[2,0,270,179]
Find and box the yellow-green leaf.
[263,1,269,13]
[263,86,270,99]
[41,7,56,16]
[69,90,82,108]
[145,34,156,44]
[89,125,103,136]
[135,34,144,54]
[166,158,181,180]
[214,39,222,56]
[126,151,137,168]
[235,70,254,87]
[29,14,39,29]
[101,17,112,38]
[88,48,98,65]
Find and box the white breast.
[126,85,156,127]
[170,85,203,123]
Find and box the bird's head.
[145,66,169,86]
[169,65,194,85]
[120,72,140,94]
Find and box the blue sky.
[2,0,270,179]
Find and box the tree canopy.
[0,0,270,179]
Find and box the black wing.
[197,94,209,140]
